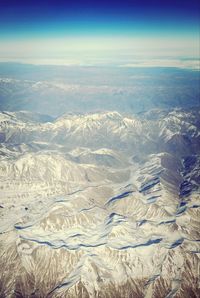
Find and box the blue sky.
[0,0,199,65]
[0,0,199,37]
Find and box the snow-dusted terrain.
[0,108,199,297]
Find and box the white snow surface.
[0,109,199,297]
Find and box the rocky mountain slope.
[0,109,199,297]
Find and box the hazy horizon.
[0,0,199,68]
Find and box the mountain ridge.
[0,108,199,297]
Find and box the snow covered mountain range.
[0,108,199,297]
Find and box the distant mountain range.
[0,64,199,116]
